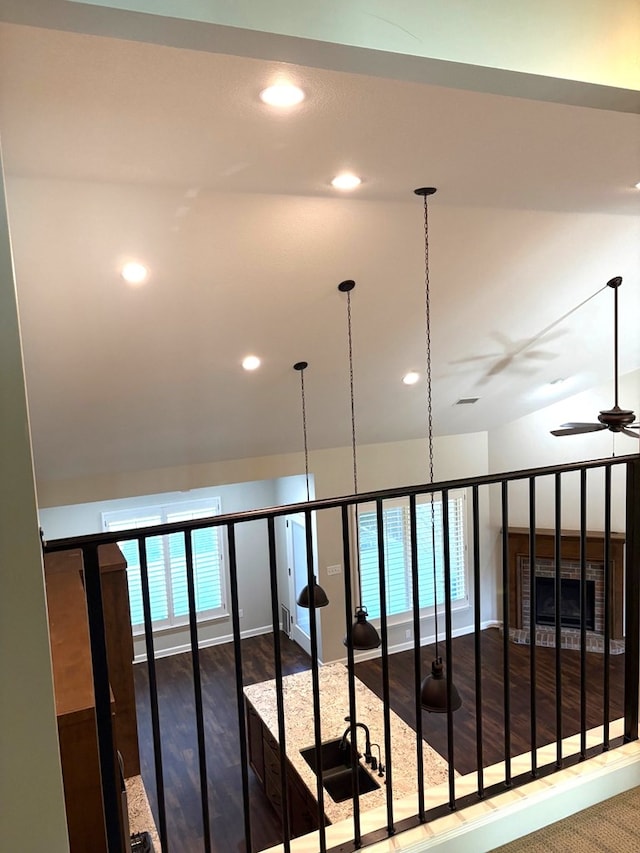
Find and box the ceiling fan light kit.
[551,276,639,439]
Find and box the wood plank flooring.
[133,629,625,852]
[355,629,625,777]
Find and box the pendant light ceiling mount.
[338,279,356,293]
[414,187,437,198]
[293,360,329,609]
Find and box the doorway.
[286,514,312,655]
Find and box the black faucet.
[369,742,385,776]
[339,715,373,764]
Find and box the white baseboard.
[133,623,274,663]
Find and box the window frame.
[352,489,469,627]
[102,498,227,635]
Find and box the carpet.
[490,786,640,852]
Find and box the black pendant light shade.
[297,575,329,608]
[415,186,462,714]
[420,657,462,713]
[344,606,381,651]
[293,361,329,609]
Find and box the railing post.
[624,457,640,742]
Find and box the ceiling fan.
[551,276,639,439]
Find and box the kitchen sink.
[300,738,351,774]
[321,765,380,802]
[300,738,381,803]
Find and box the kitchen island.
[244,663,451,840]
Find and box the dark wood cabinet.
[245,698,324,838]
[45,545,139,853]
[287,770,321,838]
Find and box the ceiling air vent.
[455,397,480,405]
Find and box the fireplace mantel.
[507,527,625,641]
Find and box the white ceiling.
[0,22,638,483]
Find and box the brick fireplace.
[507,528,625,654]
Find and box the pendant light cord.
[421,191,439,661]
[341,281,363,608]
[347,289,359,497]
[299,366,310,501]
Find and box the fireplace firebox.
[535,577,595,630]
[506,528,625,653]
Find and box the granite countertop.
[243,663,451,825]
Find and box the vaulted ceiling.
[0,14,638,483]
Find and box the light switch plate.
[327,564,342,575]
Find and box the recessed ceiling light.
[259,84,305,108]
[242,355,261,371]
[331,173,362,191]
[402,371,420,385]
[634,181,640,190]
[121,261,149,285]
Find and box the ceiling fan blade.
[621,429,640,439]
[551,424,607,436]
[556,422,605,429]
[627,424,640,430]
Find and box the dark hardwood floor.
[133,629,625,852]
[355,629,625,777]
[134,633,311,853]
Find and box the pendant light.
[294,361,329,609]
[339,280,381,651]
[414,188,462,713]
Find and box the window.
[357,491,467,620]
[103,499,226,633]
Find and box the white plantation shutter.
[103,498,225,632]
[359,506,410,619]
[105,515,166,629]
[357,492,467,620]
[166,507,223,617]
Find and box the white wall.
[488,369,639,531]
[38,430,492,663]
[0,149,69,850]
[38,366,637,668]
[39,478,306,659]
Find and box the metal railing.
[43,453,640,852]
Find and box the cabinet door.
[263,737,283,817]
[287,771,321,838]
[246,703,265,784]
